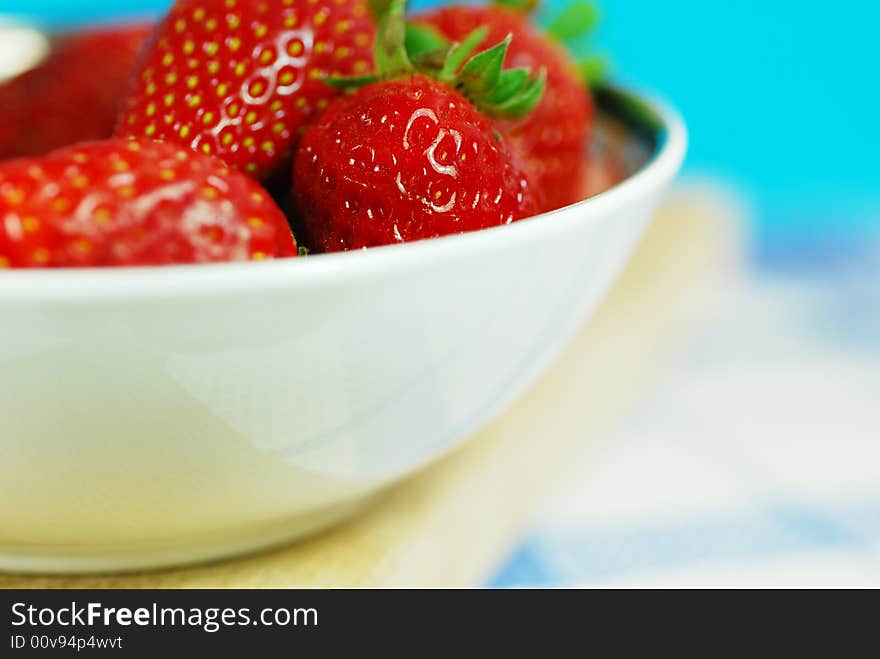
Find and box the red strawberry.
[0,139,296,268]
[0,23,152,160]
[415,4,596,212]
[116,0,376,180]
[292,2,541,252]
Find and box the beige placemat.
[1,187,741,588]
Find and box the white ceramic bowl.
[0,88,685,573]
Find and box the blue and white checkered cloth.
[492,224,880,588]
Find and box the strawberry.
[292,1,542,252]
[414,3,597,212]
[116,0,376,180]
[0,139,297,268]
[0,23,152,160]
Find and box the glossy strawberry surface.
[0,139,296,268]
[293,74,538,252]
[418,5,595,212]
[0,23,152,160]
[116,0,376,180]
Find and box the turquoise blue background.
[4,0,879,245]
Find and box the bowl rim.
[0,87,687,302]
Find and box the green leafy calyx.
[327,0,545,120]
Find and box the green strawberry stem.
[405,23,449,60]
[374,0,413,75]
[366,0,393,21]
[327,0,545,120]
[438,27,489,82]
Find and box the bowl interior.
[585,84,666,197]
